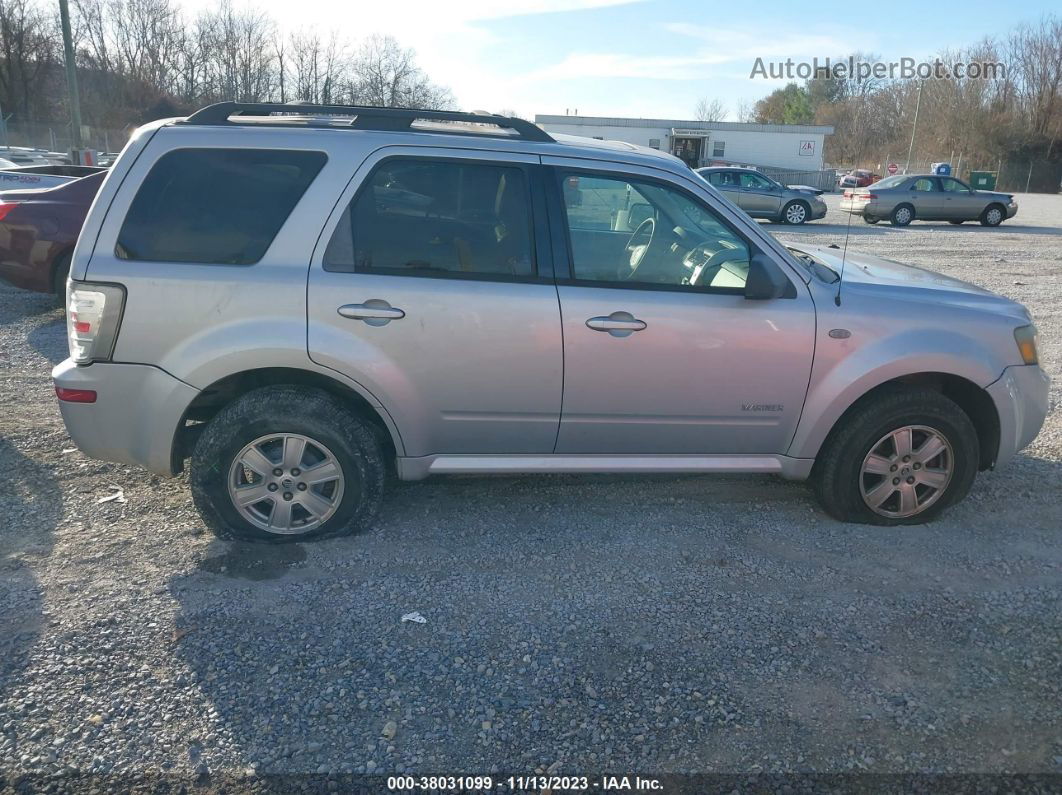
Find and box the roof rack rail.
[182,102,554,143]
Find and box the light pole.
[904,80,923,174]
[58,0,83,155]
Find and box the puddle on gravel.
[199,543,307,581]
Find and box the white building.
[534,114,834,172]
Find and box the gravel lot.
[1,193,1060,786]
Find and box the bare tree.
[694,96,726,121]
[0,0,59,117]
[351,34,454,109]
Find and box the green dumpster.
[969,171,997,190]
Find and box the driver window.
[559,171,751,291]
[739,172,772,189]
[940,178,968,193]
[911,178,937,192]
[563,175,653,233]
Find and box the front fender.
[788,328,1006,460]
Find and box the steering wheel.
[688,246,748,287]
[622,217,655,279]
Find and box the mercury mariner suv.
[52,103,1049,542]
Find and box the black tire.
[812,388,979,526]
[190,385,385,542]
[781,200,810,225]
[863,216,879,224]
[948,220,965,225]
[980,203,1005,227]
[890,204,914,226]
[51,251,72,307]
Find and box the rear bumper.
[52,358,199,476]
[986,364,1050,467]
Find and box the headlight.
[1014,325,1039,365]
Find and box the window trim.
[322,153,552,284]
[114,146,328,267]
[544,165,769,297]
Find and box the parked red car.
[0,171,105,298]
[837,169,880,189]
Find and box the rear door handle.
[586,311,646,338]
[338,300,405,326]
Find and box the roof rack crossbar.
[183,102,553,142]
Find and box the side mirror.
[744,253,790,300]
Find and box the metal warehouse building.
[535,114,834,172]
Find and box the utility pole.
[904,81,923,174]
[58,0,83,155]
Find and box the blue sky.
[184,0,1057,119]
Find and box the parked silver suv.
[53,103,1049,542]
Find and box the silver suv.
[53,103,1049,542]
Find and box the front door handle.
[586,311,646,338]
[338,300,405,326]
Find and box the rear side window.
[324,158,534,278]
[116,148,326,265]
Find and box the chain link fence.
[0,119,130,155]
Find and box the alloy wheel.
[785,203,807,224]
[227,433,345,534]
[986,207,1002,225]
[859,425,953,519]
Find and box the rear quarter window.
[116,148,326,265]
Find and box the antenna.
[835,190,854,306]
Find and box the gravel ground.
[1,193,1060,787]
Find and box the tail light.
[864,193,878,200]
[55,386,97,403]
[67,283,125,364]
[0,201,20,221]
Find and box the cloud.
[522,22,858,86]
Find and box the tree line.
[699,15,1062,190]
[0,0,455,132]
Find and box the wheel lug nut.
[297,482,307,491]
[283,492,293,501]
[291,468,301,476]
[892,478,900,485]
[902,456,911,463]
[267,483,278,492]
[890,464,898,472]
[913,462,922,470]
[906,476,915,484]
[273,468,283,476]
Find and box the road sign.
[887,162,898,175]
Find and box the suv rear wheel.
[813,389,979,525]
[190,386,385,542]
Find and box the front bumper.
[810,200,828,220]
[1006,202,1019,219]
[985,364,1050,467]
[52,358,199,476]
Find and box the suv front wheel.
[190,386,385,542]
[813,389,979,525]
